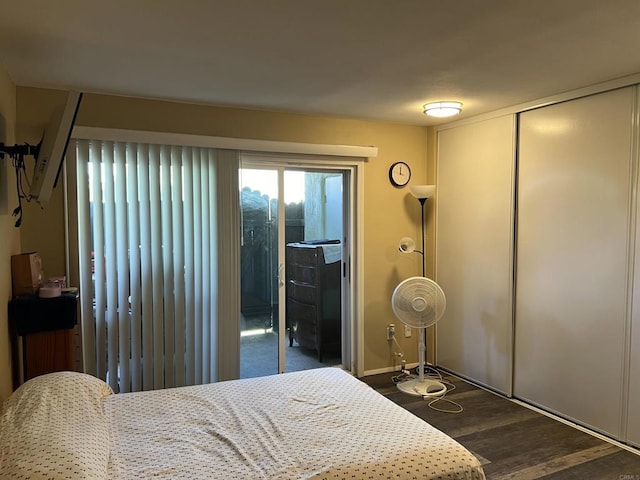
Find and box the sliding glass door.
[239,163,349,378]
[239,168,280,377]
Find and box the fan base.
[397,378,446,397]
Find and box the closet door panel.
[630,287,640,445]
[436,115,515,394]
[628,87,640,447]
[515,88,633,438]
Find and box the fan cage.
[391,276,446,329]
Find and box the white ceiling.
[1,1,639,126]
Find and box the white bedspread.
[104,368,485,479]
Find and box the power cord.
[389,334,409,384]
[425,383,463,414]
[390,351,464,414]
[10,152,33,227]
[417,367,464,414]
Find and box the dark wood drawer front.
[287,280,317,304]
[287,263,316,285]
[287,246,318,266]
[287,299,317,345]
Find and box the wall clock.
[389,161,411,187]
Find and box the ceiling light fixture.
[423,101,462,118]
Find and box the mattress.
[0,368,485,480]
[105,368,484,479]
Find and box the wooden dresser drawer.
[287,263,317,285]
[287,280,317,303]
[286,245,319,266]
[287,298,317,345]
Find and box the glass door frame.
[240,152,363,376]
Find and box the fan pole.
[418,197,427,364]
[418,326,425,383]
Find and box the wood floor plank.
[541,449,640,480]
[462,416,606,478]
[491,444,618,480]
[360,371,640,480]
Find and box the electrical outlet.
[387,324,395,341]
[404,324,412,338]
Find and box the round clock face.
[389,161,411,187]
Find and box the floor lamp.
[399,184,437,373]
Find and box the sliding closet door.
[628,87,640,447]
[436,115,515,394]
[515,88,634,438]
[630,239,640,445]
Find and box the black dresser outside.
[285,242,341,361]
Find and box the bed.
[0,367,485,479]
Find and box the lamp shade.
[409,185,436,200]
[398,237,416,253]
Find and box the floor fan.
[392,276,447,397]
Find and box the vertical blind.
[70,139,240,393]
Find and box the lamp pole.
[418,197,426,278]
[408,185,435,376]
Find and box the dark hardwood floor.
[361,371,640,480]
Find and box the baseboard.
[508,398,640,457]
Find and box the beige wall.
[0,67,19,400]
[17,86,434,374]
[16,88,70,278]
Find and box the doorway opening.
[239,165,348,378]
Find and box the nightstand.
[8,291,79,388]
